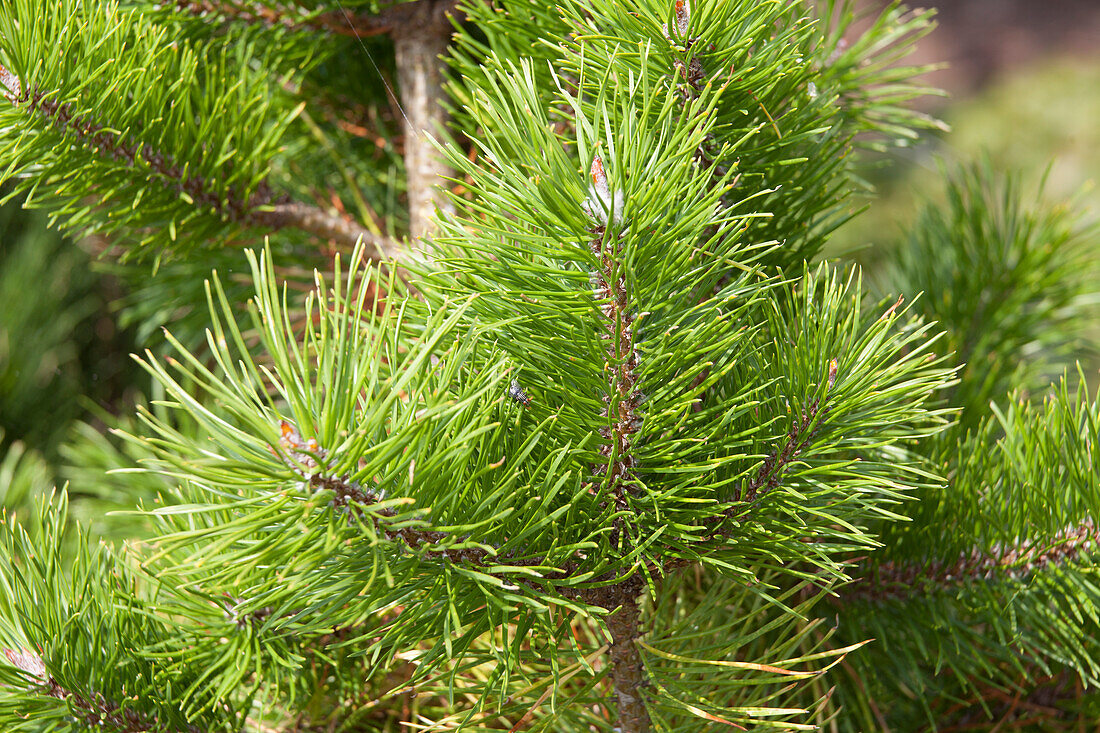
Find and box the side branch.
[839,519,1100,604]
[3,649,199,733]
[175,1,458,239]
[735,358,838,506]
[251,202,399,259]
[6,77,394,259]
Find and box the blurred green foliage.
[0,194,148,534]
[833,56,1100,264]
[0,197,134,455]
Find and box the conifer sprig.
[407,9,953,721]
[0,0,388,259]
[0,493,251,732]
[451,0,943,269]
[886,161,1099,431]
[815,1,947,148]
[817,163,1100,729]
[121,246,610,696]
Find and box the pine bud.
[3,649,46,682]
[662,0,691,41]
[276,420,327,473]
[0,65,21,102]
[591,156,608,196]
[582,155,625,226]
[673,0,690,37]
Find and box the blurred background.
[0,0,1097,538]
[835,0,1100,259]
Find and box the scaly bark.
[606,588,650,733]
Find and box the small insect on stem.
[508,379,532,408]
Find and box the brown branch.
[583,159,645,553]
[350,0,461,38]
[251,202,399,259]
[19,86,269,221]
[175,2,460,239]
[306,472,500,566]
[178,1,461,242]
[3,649,200,733]
[839,519,1100,604]
[298,458,623,591]
[175,0,331,33]
[275,424,473,558]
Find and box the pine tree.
[0,0,1097,731]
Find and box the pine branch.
[3,70,394,258]
[4,649,200,733]
[174,0,458,238]
[587,180,644,514]
[0,2,340,258]
[307,470,497,565]
[737,358,838,506]
[0,492,250,731]
[840,518,1100,604]
[885,162,1098,430]
[9,81,265,222]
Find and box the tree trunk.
[608,592,650,733]
[392,1,455,241]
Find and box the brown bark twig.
[251,202,399,260]
[389,0,458,239]
[605,586,650,733]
